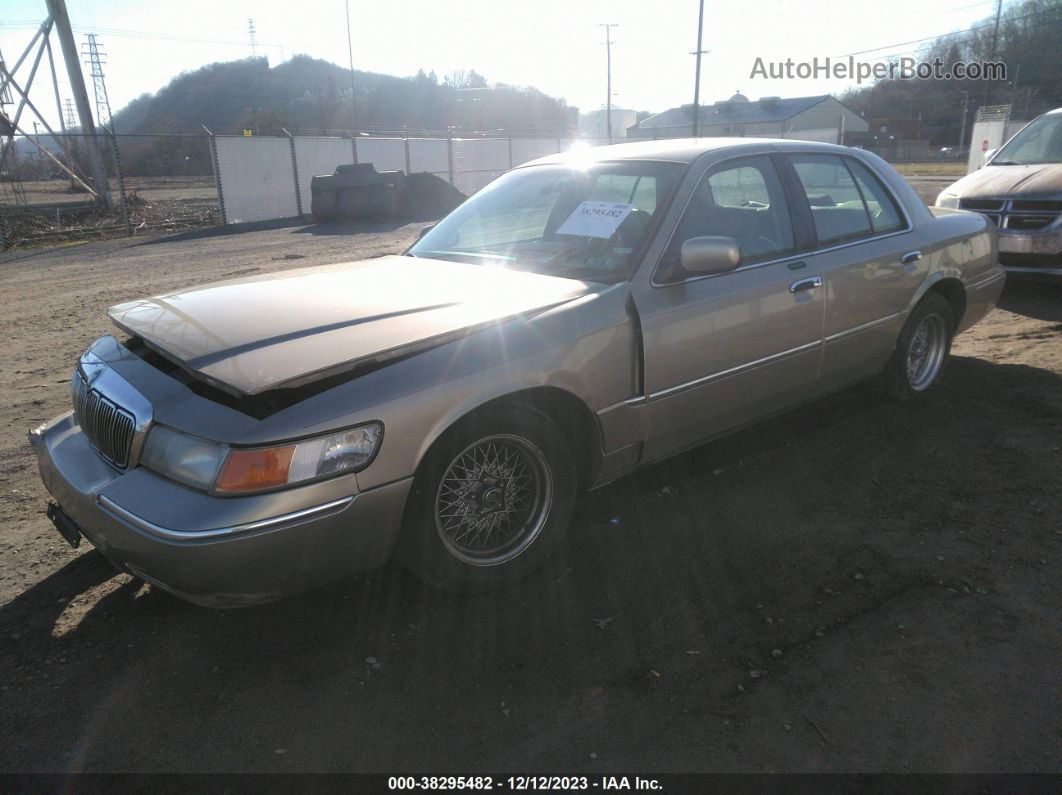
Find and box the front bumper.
[29,412,412,607]
[997,227,1062,277]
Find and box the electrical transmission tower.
[0,49,12,108]
[247,19,258,57]
[82,34,114,132]
[63,98,78,129]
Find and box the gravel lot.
[0,213,1059,773]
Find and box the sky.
[0,0,1002,131]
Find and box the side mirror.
[680,236,741,275]
[417,224,436,239]
[982,148,997,167]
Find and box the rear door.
[782,153,925,387]
[632,154,826,460]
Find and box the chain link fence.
[3,126,968,249]
[1,132,222,249]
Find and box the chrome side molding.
[98,495,354,541]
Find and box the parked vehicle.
[936,107,1062,277]
[30,138,1004,606]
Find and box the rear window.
[790,155,873,245]
[846,160,905,234]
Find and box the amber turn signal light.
[215,445,296,493]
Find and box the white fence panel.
[408,138,450,179]
[452,138,510,196]
[510,138,560,167]
[293,137,355,213]
[967,120,1009,173]
[215,136,299,223]
[355,137,407,173]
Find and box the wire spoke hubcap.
[906,313,948,391]
[435,434,553,566]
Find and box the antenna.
[81,34,114,133]
[247,18,257,57]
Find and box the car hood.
[108,255,597,396]
[944,162,1062,200]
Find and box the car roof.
[522,136,854,166]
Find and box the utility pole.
[990,0,1002,58]
[599,23,618,144]
[44,0,111,207]
[345,0,358,132]
[82,34,114,133]
[957,90,969,154]
[691,0,708,137]
[247,19,257,57]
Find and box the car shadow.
[999,278,1062,323]
[2,355,1059,770]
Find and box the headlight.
[936,192,960,209]
[141,423,383,494]
[140,425,227,491]
[215,424,383,494]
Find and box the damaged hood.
[944,162,1062,199]
[108,255,596,396]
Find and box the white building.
[578,108,639,140]
[629,92,868,143]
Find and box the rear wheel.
[396,404,577,592]
[880,293,955,400]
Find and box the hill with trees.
[112,55,575,137]
[840,0,1062,147]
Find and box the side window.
[662,156,795,279]
[846,159,905,234]
[790,154,873,245]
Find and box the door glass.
[790,154,873,245]
[662,156,795,278]
[846,159,904,234]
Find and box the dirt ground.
[0,214,1059,774]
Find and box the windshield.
[993,114,1062,165]
[408,161,685,282]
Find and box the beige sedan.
[31,138,1004,605]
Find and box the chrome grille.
[73,368,136,468]
[960,198,1062,231]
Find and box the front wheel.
[880,293,955,400]
[395,404,577,593]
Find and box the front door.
[632,154,825,461]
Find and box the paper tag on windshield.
[556,201,633,238]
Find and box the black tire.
[880,293,955,400]
[395,404,578,593]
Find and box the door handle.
[789,276,823,294]
[901,250,922,265]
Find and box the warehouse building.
[628,92,868,143]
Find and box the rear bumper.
[30,412,412,607]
